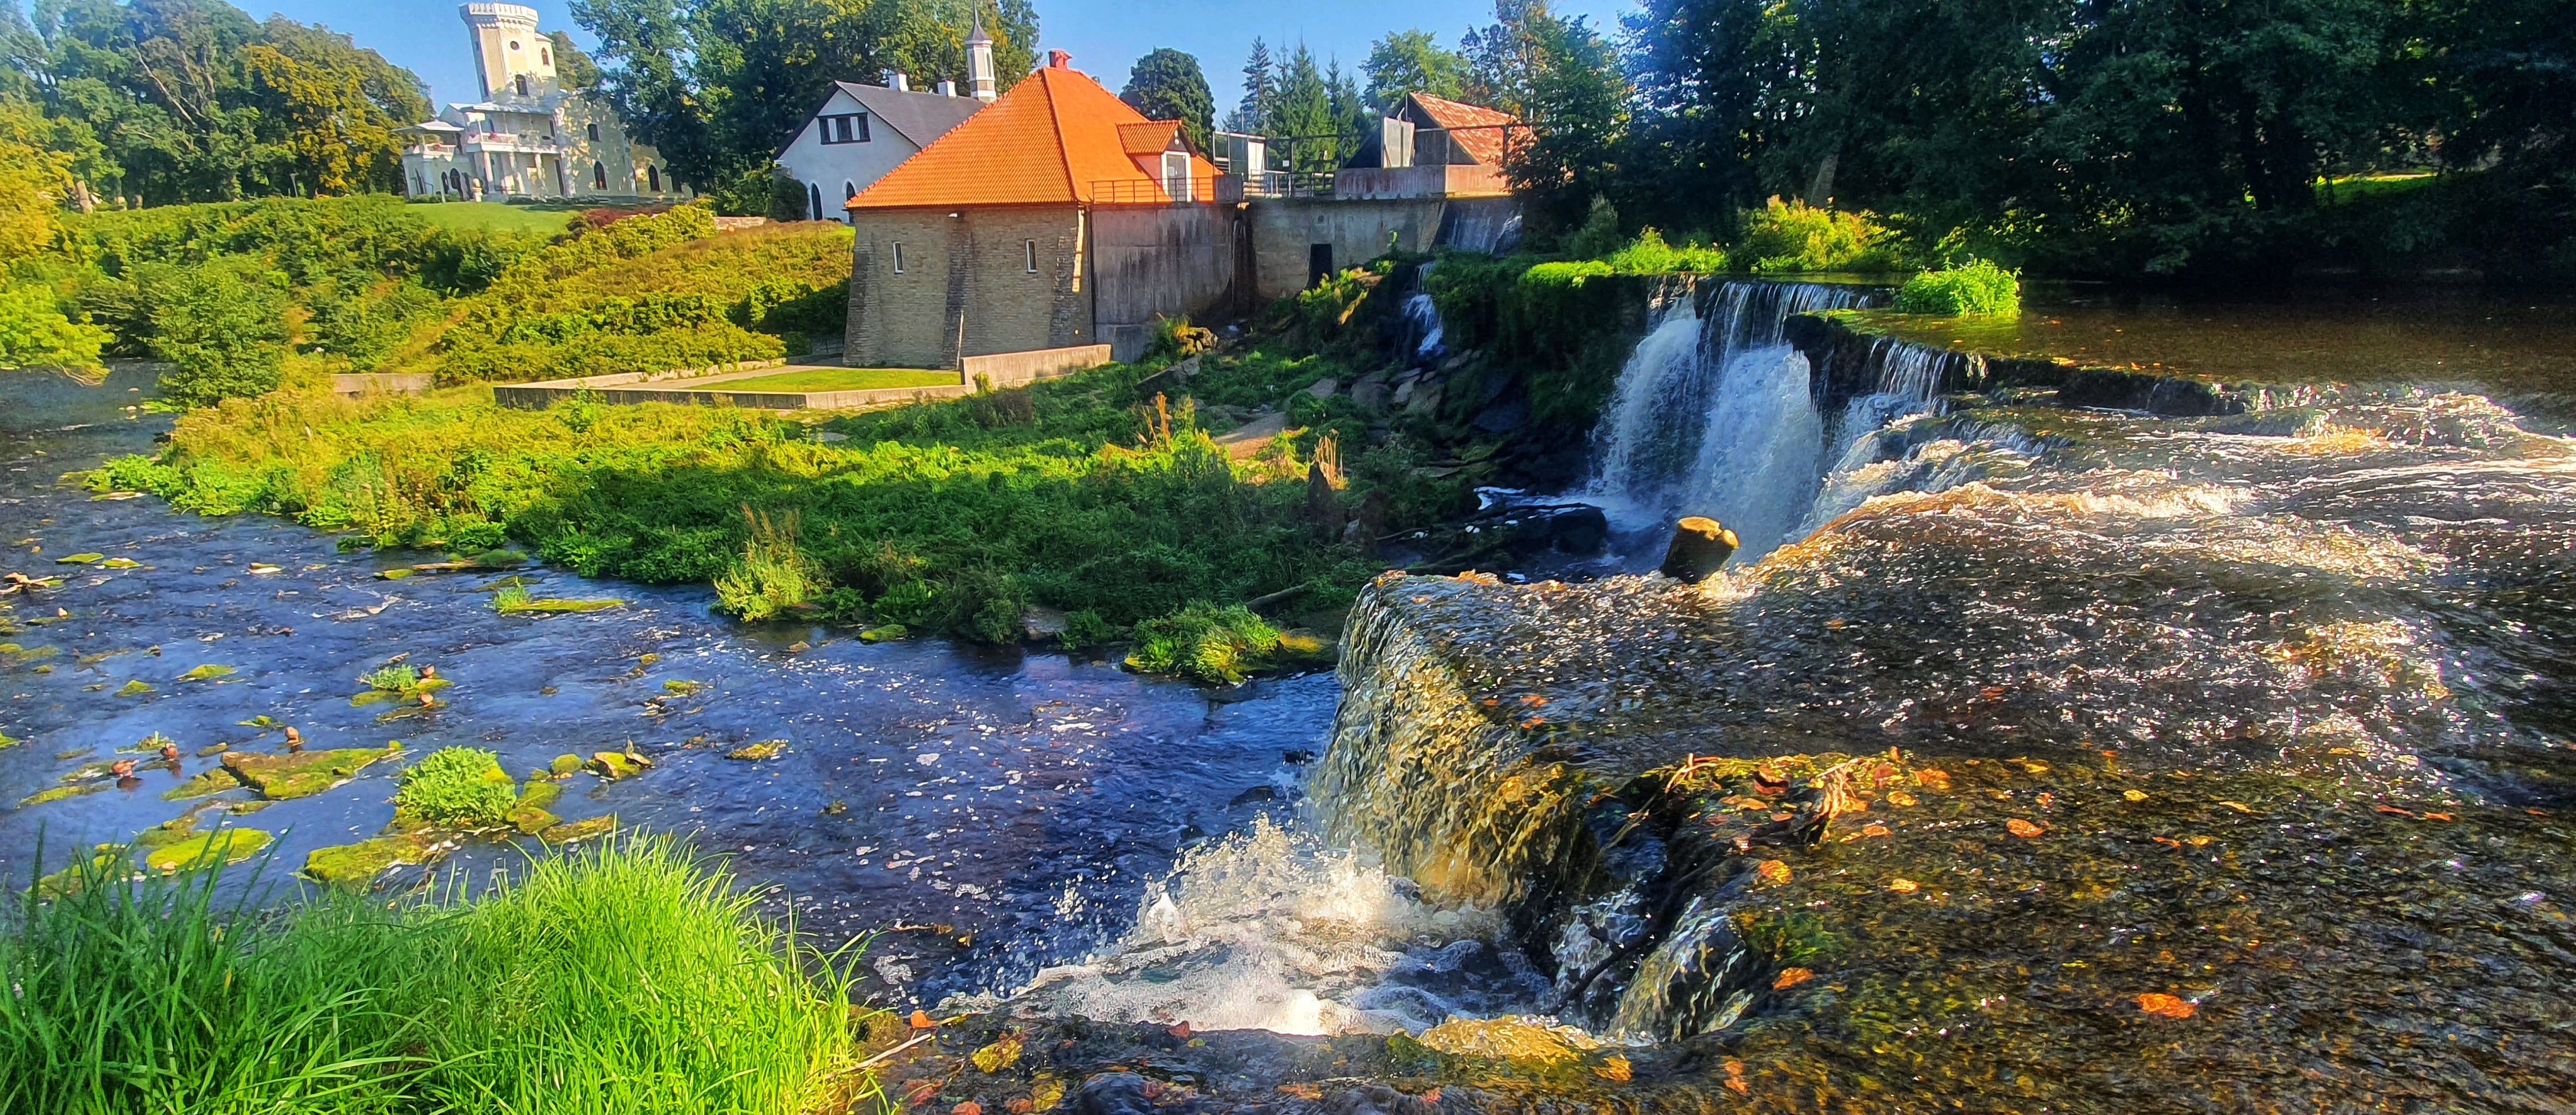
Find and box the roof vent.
[887,71,910,92]
[1046,49,1072,70]
[937,80,957,97]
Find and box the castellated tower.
[462,2,558,102]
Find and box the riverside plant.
[1894,259,2022,317]
[0,835,868,1114]
[393,746,517,828]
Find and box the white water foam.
[1001,816,1533,1035]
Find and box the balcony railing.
[1085,177,1225,205]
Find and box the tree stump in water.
[1659,517,1739,582]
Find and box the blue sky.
[251,0,1637,119]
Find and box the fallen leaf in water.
[1755,859,1792,884]
[2373,804,2415,817]
[2186,835,2212,847]
[953,1103,982,1115]
[2123,789,2149,802]
[910,1009,935,1029]
[2036,791,2055,808]
[1594,1055,1631,1081]
[1915,769,1951,791]
[1773,967,1814,990]
[972,1034,1023,1073]
[903,1081,940,1107]
[2152,836,2182,849]
[1277,1085,1324,1100]
[1860,823,1891,838]
[2422,812,2454,821]
[1889,877,1919,893]
[1167,1021,1192,1039]
[2006,818,2045,838]
[1885,789,1917,808]
[1421,1089,1441,1103]
[2135,993,2196,1019]
[1723,1059,1749,1095]
[1006,1102,1033,1114]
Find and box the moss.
[540,814,618,843]
[548,753,585,776]
[99,557,141,569]
[508,804,561,835]
[726,740,785,761]
[114,679,153,697]
[301,833,433,890]
[858,624,909,643]
[54,552,104,564]
[142,828,272,872]
[223,743,403,800]
[19,783,111,807]
[493,586,624,614]
[177,664,236,681]
[590,751,649,779]
[517,778,562,810]
[163,766,247,800]
[31,845,125,898]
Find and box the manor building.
[398,3,686,203]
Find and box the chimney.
[965,17,997,103]
[1046,49,1072,70]
[887,71,909,92]
[937,79,957,97]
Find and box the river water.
[0,365,1341,1008]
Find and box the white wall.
[775,88,923,223]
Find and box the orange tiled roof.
[1117,121,1182,156]
[850,62,1219,209]
[1407,93,1522,167]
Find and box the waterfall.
[1399,262,1447,366]
[1580,280,1880,560]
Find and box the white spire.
[966,15,997,103]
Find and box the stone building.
[398,3,686,203]
[841,51,1230,366]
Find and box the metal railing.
[1085,177,1224,205]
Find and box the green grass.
[1894,259,2022,316]
[0,836,867,1113]
[404,200,585,236]
[712,366,962,393]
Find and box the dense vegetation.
[2,838,865,1113]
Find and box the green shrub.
[1894,259,2021,316]
[1735,197,1900,273]
[1061,608,1115,649]
[713,509,826,621]
[394,747,517,828]
[1124,601,1285,685]
[1601,228,1728,274]
[142,257,290,405]
[0,283,109,372]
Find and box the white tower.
[965,17,997,103]
[461,3,556,102]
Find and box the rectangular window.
[891,243,905,274]
[1024,240,1038,273]
[820,113,871,144]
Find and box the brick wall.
[845,206,1089,367]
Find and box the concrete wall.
[1091,205,1244,362]
[962,344,1110,387]
[845,206,1092,367]
[1247,199,1445,303]
[1333,164,1508,201]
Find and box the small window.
[844,181,857,202]
[508,39,521,50]
[647,165,661,191]
[1024,239,1038,273]
[808,183,822,220]
[587,122,599,141]
[891,243,906,273]
[514,74,530,96]
[541,47,551,66]
[819,114,871,145]
[592,161,606,188]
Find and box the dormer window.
[820,113,870,145]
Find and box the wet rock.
[143,827,272,873]
[1229,785,1278,806]
[1471,396,1529,434]
[2191,408,2329,437]
[1304,377,1339,398]
[589,750,650,779]
[1657,517,1738,582]
[302,833,433,890]
[1074,1072,1155,1115]
[548,753,585,776]
[1304,463,1345,538]
[726,740,786,761]
[540,814,617,842]
[1351,370,1393,411]
[1021,606,1069,643]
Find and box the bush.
[0,283,109,372]
[0,836,862,1112]
[713,508,826,620]
[1894,259,2021,316]
[1735,197,1901,273]
[394,747,517,828]
[1601,228,1728,274]
[144,257,290,405]
[1124,601,1285,685]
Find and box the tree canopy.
[1119,47,1211,151]
[1360,30,1466,113]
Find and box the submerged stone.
[726,740,786,761]
[301,833,433,890]
[589,750,649,778]
[861,624,910,643]
[177,664,235,681]
[540,814,617,842]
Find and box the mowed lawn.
[716,367,960,392]
[404,200,586,234]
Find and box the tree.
[1503,10,1629,237]
[1120,47,1212,150]
[1227,36,1276,134]
[1460,0,1553,117]
[1360,30,1466,111]
[548,31,603,94]
[1269,43,1336,171]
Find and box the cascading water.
[1579,281,1882,559]
[1399,262,1447,366]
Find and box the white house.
[773,20,996,222]
[399,3,684,203]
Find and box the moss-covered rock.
[163,766,246,800]
[548,753,585,776]
[301,833,433,890]
[222,743,403,800]
[19,782,110,807]
[142,828,272,872]
[725,740,785,761]
[589,750,649,779]
[540,814,617,843]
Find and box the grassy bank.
[1,836,865,1113]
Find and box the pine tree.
[1229,38,1277,136]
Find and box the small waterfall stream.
[1581,280,1951,560]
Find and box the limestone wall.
[845,206,1090,367]
[1246,199,1447,303]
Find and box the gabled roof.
[849,62,1220,210]
[1404,93,1522,166]
[832,82,985,148]
[1117,121,1183,156]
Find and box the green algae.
[54,552,103,565]
[177,664,235,682]
[223,743,403,800]
[19,782,110,807]
[540,814,617,843]
[0,731,17,749]
[163,767,245,800]
[548,753,584,776]
[589,750,649,779]
[726,740,785,761]
[114,679,152,697]
[30,845,126,898]
[859,624,909,643]
[98,557,141,569]
[493,586,623,614]
[349,666,452,707]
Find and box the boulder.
[1658,517,1739,582]
[1021,606,1069,642]
[1351,370,1393,411]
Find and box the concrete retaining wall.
[331,373,434,396]
[1092,206,1245,362]
[961,344,1111,388]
